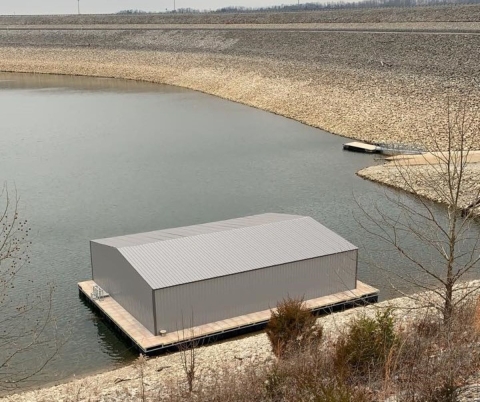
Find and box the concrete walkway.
[384,151,480,166]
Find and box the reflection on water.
[0,71,478,389]
[0,72,178,93]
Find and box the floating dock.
[79,280,379,354]
[343,141,429,155]
[343,142,380,153]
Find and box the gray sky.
[0,1,301,15]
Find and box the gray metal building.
[90,213,358,335]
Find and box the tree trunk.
[444,282,454,325]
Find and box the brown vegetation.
[155,299,480,401]
[265,296,322,358]
[4,288,480,401]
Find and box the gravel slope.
[2,4,480,25]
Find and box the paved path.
[385,151,480,166]
[1,22,480,35]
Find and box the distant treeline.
[117,9,149,14]
[216,0,480,11]
[118,0,480,14]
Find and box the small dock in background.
[343,142,380,154]
[79,280,378,355]
[343,141,427,156]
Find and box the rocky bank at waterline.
[358,159,480,216]
[2,286,478,402]
[0,46,452,151]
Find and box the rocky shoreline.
[1,17,478,208]
[3,286,477,402]
[358,159,480,216]
[0,46,476,151]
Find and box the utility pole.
[174,0,176,12]
[77,0,80,15]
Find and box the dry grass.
[155,299,480,402]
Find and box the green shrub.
[334,308,397,377]
[266,296,322,358]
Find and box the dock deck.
[343,142,380,153]
[79,280,378,354]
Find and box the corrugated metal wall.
[91,242,155,334]
[154,250,357,333]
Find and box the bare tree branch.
[0,183,64,392]
[356,98,480,323]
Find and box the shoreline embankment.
[0,45,475,150]
[4,285,477,402]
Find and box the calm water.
[0,72,478,389]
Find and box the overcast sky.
[0,0,302,15]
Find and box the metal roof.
[92,213,357,290]
[93,213,304,247]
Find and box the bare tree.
[0,184,60,391]
[177,313,200,394]
[357,98,480,323]
[134,354,148,402]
